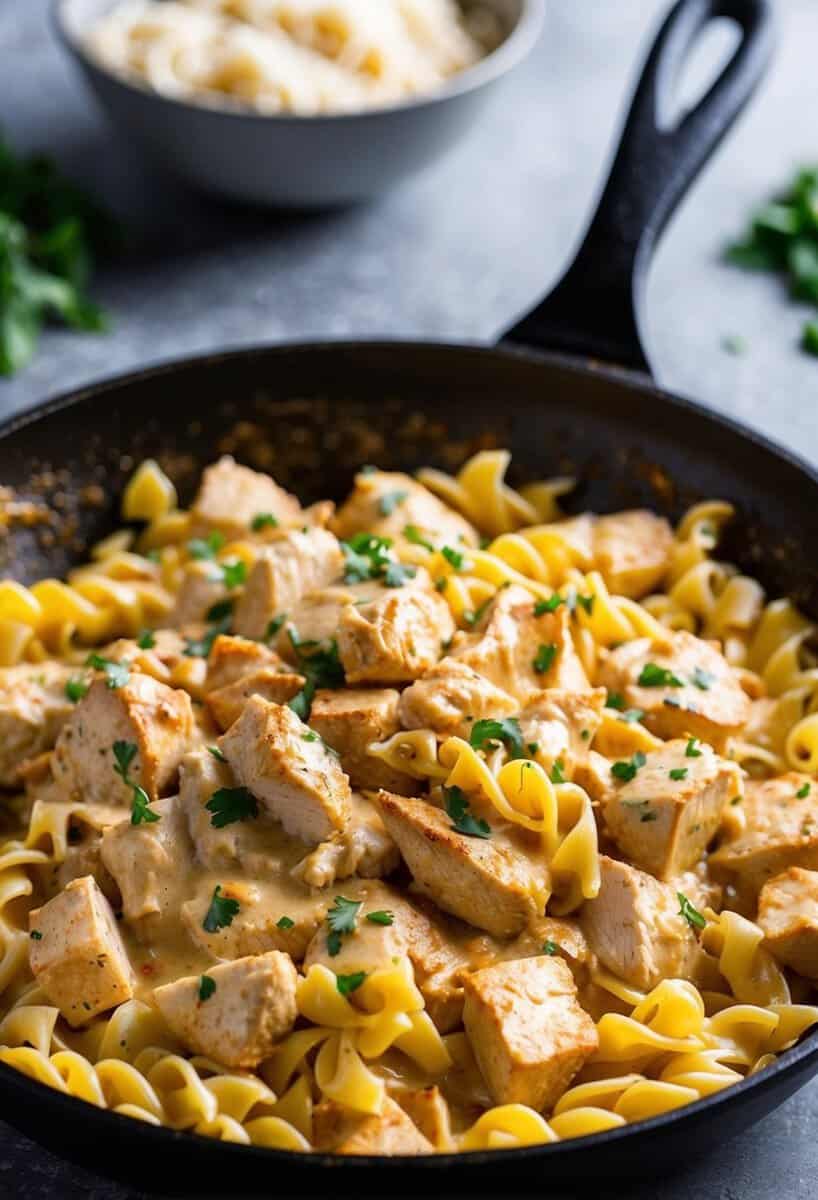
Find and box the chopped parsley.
[677,892,706,931]
[213,560,247,590]
[534,595,564,615]
[528,742,540,756]
[113,740,158,826]
[326,896,362,956]
[184,613,232,659]
[188,531,224,561]
[207,745,227,763]
[336,972,367,997]
[366,911,394,926]
[136,629,156,650]
[64,677,89,703]
[797,782,811,799]
[463,598,492,627]
[287,630,345,721]
[611,751,646,782]
[203,885,240,933]
[542,940,559,956]
[277,915,295,930]
[441,546,465,570]
[685,737,703,758]
[206,599,234,622]
[549,759,566,784]
[384,562,417,588]
[444,786,491,839]
[403,525,434,552]
[205,786,258,829]
[640,810,658,822]
[606,692,625,711]
[533,643,558,674]
[341,533,393,583]
[198,975,216,1002]
[669,767,688,781]
[85,654,130,689]
[378,490,408,516]
[638,663,683,688]
[435,577,448,593]
[469,717,525,760]
[30,930,42,941]
[574,593,595,615]
[251,512,278,531]
[265,614,286,640]
[692,667,715,690]
[731,795,742,806]
[302,730,319,742]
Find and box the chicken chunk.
[451,586,589,704]
[206,668,305,732]
[597,631,750,750]
[103,630,190,688]
[182,876,330,963]
[292,791,399,888]
[398,660,518,739]
[338,585,454,685]
[101,796,193,932]
[28,876,134,1027]
[601,739,741,879]
[580,856,694,990]
[498,916,591,988]
[0,661,78,787]
[391,1086,452,1150]
[153,951,298,1068]
[313,1098,433,1156]
[309,687,414,793]
[462,956,598,1111]
[206,635,284,692]
[377,791,545,938]
[592,510,674,599]
[331,469,477,549]
[233,529,344,641]
[518,689,606,777]
[219,697,350,844]
[52,673,195,807]
[709,774,818,910]
[757,867,818,980]
[170,561,228,627]
[190,455,301,540]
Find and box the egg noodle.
[0,448,816,1156]
[85,0,500,116]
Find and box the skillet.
[2,0,815,1192]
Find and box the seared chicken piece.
[757,867,818,979]
[313,1098,433,1156]
[391,1086,452,1150]
[710,774,818,911]
[398,660,518,739]
[597,630,750,750]
[219,697,350,844]
[378,791,544,938]
[52,673,195,807]
[182,876,330,963]
[338,585,454,685]
[292,791,399,888]
[0,661,79,787]
[518,688,606,777]
[190,455,302,540]
[170,560,228,626]
[206,668,305,732]
[601,738,741,879]
[28,876,134,1026]
[331,469,477,548]
[451,586,589,703]
[592,510,674,598]
[580,856,694,990]
[101,796,193,931]
[206,634,286,692]
[233,529,344,640]
[153,951,298,1068]
[462,956,598,1111]
[310,686,415,793]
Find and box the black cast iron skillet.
[1,0,813,1193]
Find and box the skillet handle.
[500,0,775,373]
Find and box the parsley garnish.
[533,643,557,674]
[384,562,417,588]
[199,975,216,1002]
[469,717,525,760]
[797,782,811,799]
[445,785,491,839]
[550,759,566,784]
[542,940,558,956]
[336,972,367,997]
[641,810,658,822]
[64,677,88,703]
[403,525,434,552]
[213,560,247,590]
[188,531,224,560]
[619,708,645,724]
[534,595,564,615]
[265,614,286,640]
[692,667,715,690]
[669,767,688,781]
[606,692,625,711]
[575,593,595,615]
[137,629,156,650]
[326,896,362,956]
[463,598,492,627]
[184,613,232,658]
[30,930,42,941]
[685,738,703,758]
[277,915,295,930]
[205,786,258,829]
[251,512,278,531]
[341,533,393,582]
[113,740,158,826]
[638,663,683,688]
[366,911,394,926]
[287,630,345,721]
[677,892,706,931]
[203,885,240,933]
[206,599,233,622]
[611,752,646,782]
[441,545,465,570]
[378,490,408,516]
[207,745,226,763]
[302,730,319,742]
[435,577,448,593]
[85,654,130,689]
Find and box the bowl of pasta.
[54,0,545,207]
[4,0,814,1192]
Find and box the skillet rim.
[1,335,818,1171]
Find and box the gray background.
[2,0,818,1196]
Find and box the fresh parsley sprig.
[469,718,525,760]
[444,786,490,839]
[113,740,158,826]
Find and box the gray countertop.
[2,0,818,1196]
